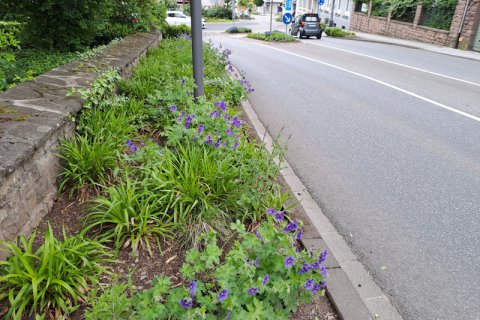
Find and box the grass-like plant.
[247,31,296,42]
[58,134,118,197]
[0,225,111,319]
[225,26,252,33]
[324,27,355,37]
[84,176,174,255]
[142,142,241,246]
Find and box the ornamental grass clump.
[0,225,111,319]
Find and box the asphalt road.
[205,25,480,320]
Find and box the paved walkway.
[351,31,480,61]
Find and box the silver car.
[290,13,322,39]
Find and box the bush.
[203,6,233,19]
[324,27,355,37]
[1,0,165,50]
[0,21,21,90]
[247,32,296,42]
[86,214,328,319]
[226,26,252,33]
[0,225,111,319]
[162,24,192,39]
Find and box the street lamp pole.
[328,0,335,26]
[191,0,204,98]
[269,0,273,32]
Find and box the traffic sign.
[282,12,293,24]
[285,0,292,11]
[318,0,325,5]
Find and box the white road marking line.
[255,42,480,123]
[304,41,480,88]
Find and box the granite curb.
[237,94,403,320]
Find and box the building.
[295,0,354,29]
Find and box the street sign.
[285,0,292,11]
[318,0,325,5]
[282,12,293,24]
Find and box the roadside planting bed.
[0,36,337,320]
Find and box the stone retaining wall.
[0,32,161,258]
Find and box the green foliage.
[254,0,265,6]
[325,27,356,37]
[161,24,192,39]
[85,283,132,320]
[84,175,174,255]
[203,6,233,19]
[87,215,328,319]
[247,32,296,42]
[420,0,456,30]
[226,26,253,33]
[0,21,21,90]
[1,0,165,50]
[0,225,111,319]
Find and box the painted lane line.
[255,42,480,123]
[304,41,480,88]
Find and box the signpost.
[317,0,325,5]
[191,0,203,98]
[282,12,293,24]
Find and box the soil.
[23,191,340,320]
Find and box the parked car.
[290,13,322,39]
[166,10,206,29]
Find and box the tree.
[253,0,265,6]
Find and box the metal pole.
[232,0,236,21]
[455,0,472,48]
[328,0,335,26]
[269,0,273,32]
[191,0,204,98]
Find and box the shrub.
[86,213,328,319]
[247,32,296,42]
[226,26,252,33]
[0,225,111,319]
[324,27,355,37]
[162,24,192,39]
[0,21,21,90]
[203,6,233,19]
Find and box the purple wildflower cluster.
[266,207,284,222]
[240,76,254,93]
[218,289,229,302]
[125,140,137,153]
[179,281,198,309]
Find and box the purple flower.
[204,135,213,145]
[226,310,231,320]
[283,219,298,233]
[215,101,227,111]
[296,228,303,239]
[170,105,177,112]
[321,265,328,277]
[305,279,314,291]
[189,281,197,297]
[284,256,295,268]
[318,250,328,264]
[176,116,183,122]
[255,258,260,268]
[226,128,233,136]
[218,289,229,302]
[274,211,284,221]
[247,287,258,296]
[125,140,133,146]
[298,262,311,274]
[129,145,137,153]
[312,282,327,294]
[311,261,321,270]
[256,231,263,239]
[228,64,234,72]
[262,275,270,286]
[232,116,242,129]
[244,259,253,266]
[214,139,221,148]
[179,297,193,309]
[197,124,205,134]
[233,142,239,149]
[266,208,275,215]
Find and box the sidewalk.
[350,31,480,61]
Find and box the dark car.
[290,13,322,39]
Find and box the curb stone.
[235,81,403,320]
